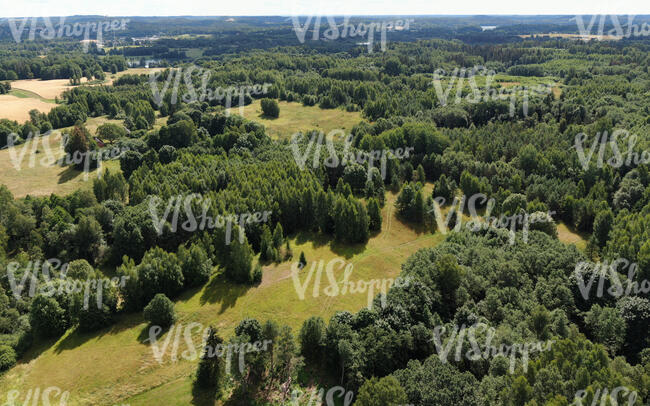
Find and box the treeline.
[0,54,127,81]
[0,108,391,371]
[289,229,649,404]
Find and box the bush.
[0,81,11,95]
[96,123,127,143]
[143,294,176,327]
[65,259,96,279]
[252,263,263,284]
[158,145,177,164]
[74,288,117,332]
[261,98,280,118]
[29,295,70,338]
[354,376,408,406]
[178,244,212,287]
[0,345,16,371]
[299,316,326,362]
[138,247,184,303]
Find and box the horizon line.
[2,13,650,18]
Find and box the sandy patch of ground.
[11,78,88,100]
[0,94,56,122]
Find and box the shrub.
[96,123,127,143]
[299,316,326,362]
[261,98,280,118]
[252,263,263,284]
[143,294,176,327]
[0,345,16,371]
[29,295,70,338]
[74,287,117,332]
[178,244,212,287]
[65,259,96,280]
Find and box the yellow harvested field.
[11,78,88,100]
[0,94,57,122]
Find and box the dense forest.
[0,14,648,406]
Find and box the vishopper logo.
[575,259,650,300]
[291,258,411,309]
[3,387,70,406]
[6,259,129,310]
[145,322,272,374]
[290,385,415,406]
[290,386,354,406]
[290,129,413,181]
[148,65,272,113]
[572,15,650,40]
[291,15,414,53]
[431,65,552,118]
[4,131,129,181]
[432,322,555,373]
[147,194,272,244]
[7,17,129,52]
[574,130,650,170]
[429,193,556,245]
[572,386,638,406]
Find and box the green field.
[0,189,444,405]
[0,116,124,198]
[237,100,364,139]
[8,88,57,103]
[556,222,588,251]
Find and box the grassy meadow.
[0,189,444,405]
[0,116,124,198]
[236,100,364,139]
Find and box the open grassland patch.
[236,100,364,139]
[8,88,57,103]
[0,190,443,406]
[557,222,588,251]
[104,67,166,86]
[0,130,121,198]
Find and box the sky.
[0,0,646,18]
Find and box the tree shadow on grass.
[198,273,251,314]
[294,230,330,249]
[258,113,279,121]
[17,337,59,365]
[329,239,367,260]
[393,212,434,237]
[136,323,172,345]
[57,165,83,184]
[191,383,218,406]
[52,312,144,354]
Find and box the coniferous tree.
[367,198,382,231]
[298,251,307,269]
[272,223,284,248]
[259,225,273,261]
[195,326,225,390]
[284,240,293,260]
[226,227,255,283]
